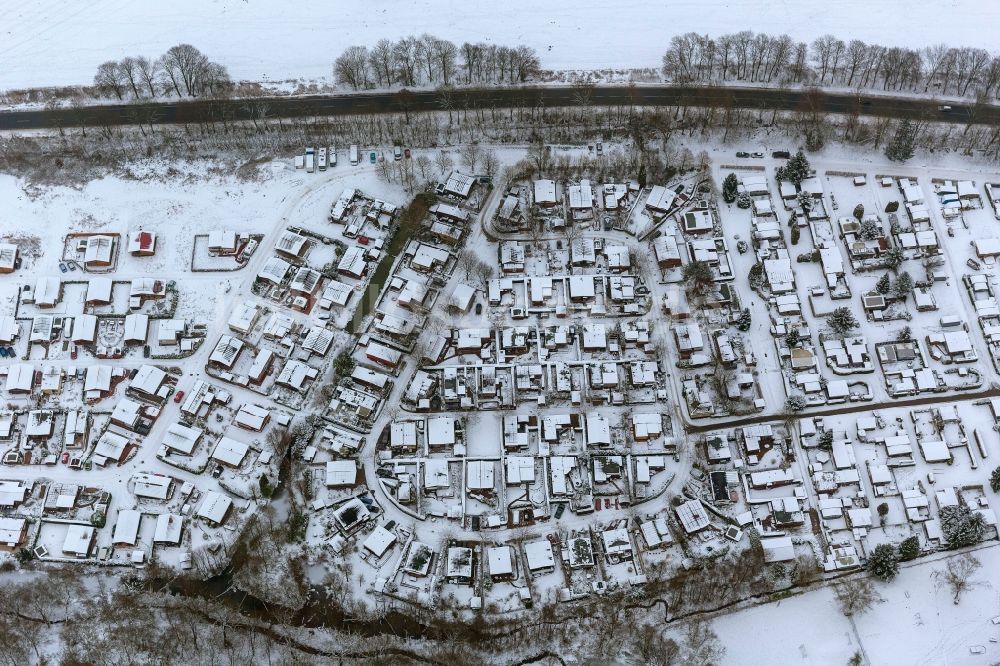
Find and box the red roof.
[138,231,153,249]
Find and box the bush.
[991,466,1000,493]
[790,225,800,245]
[867,543,900,581]
[736,308,752,332]
[736,192,752,209]
[818,430,833,448]
[785,394,807,412]
[853,204,865,221]
[898,535,920,562]
[90,511,106,528]
[333,352,356,378]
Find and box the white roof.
[208,229,237,250]
[467,460,495,490]
[209,335,244,367]
[112,509,141,544]
[73,314,98,343]
[34,276,60,306]
[228,301,261,333]
[211,436,250,467]
[337,246,368,277]
[110,396,142,427]
[197,491,233,524]
[234,403,270,430]
[93,431,129,461]
[487,545,514,576]
[0,516,26,547]
[86,277,113,303]
[257,256,291,284]
[761,534,795,562]
[524,539,555,571]
[676,499,710,533]
[153,513,184,544]
[5,363,33,392]
[84,365,113,394]
[646,185,677,212]
[325,459,357,487]
[424,458,449,488]
[534,179,556,204]
[0,316,18,344]
[586,412,611,445]
[427,416,455,447]
[162,422,202,455]
[303,326,334,356]
[0,243,17,270]
[276,229,308,257]
[568,181,594,209]
[84,235,114,264]
[131,364,166,396]
[63,524,94,557]
[123,313,148,343]
[362,525,397,557]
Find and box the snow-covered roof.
[197,491,233,525]
[325,460,357,487]
[162,422,202,455]
[112,509,141,545]
[211,436,250,467]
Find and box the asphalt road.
[0,85,996,131]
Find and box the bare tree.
[935,553,982,604]
[136,56,160,97]
[161,44,210,97]
[834,578,880,617]
[415,154,432,180]
[119,57,143,98]
[481,149,499,177]
[459,142,482,172]
[334,46,371,89]
[435,150,454,176]
[94,61,126,100]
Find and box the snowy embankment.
[1,0,999,91]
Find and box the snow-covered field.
[711,544,1000,665]
[1,0,999,91]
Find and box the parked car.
[58,262,67,273]
[404,148,411,159]
[736,151,750,158]
[212,465,224,478]
[0,348,7,358]
[751,151,764,158]
[61,452,70,464]
[772,150,791,159]
[475,303,483,315]
[393,146,402,161]
[173,390,185,404]
[595,142,603,155]
[554,503,565,518]
[967,258,982,270]
[5,347,14,357]
[369,151,377,164]
[67,261,77,271]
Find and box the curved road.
[1,85,996,131]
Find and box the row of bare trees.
[662,31,1000,99]
[94,44,231,101]
[334,33,541,90]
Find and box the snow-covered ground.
[1,0,999,91]
[711,544,1000,665]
